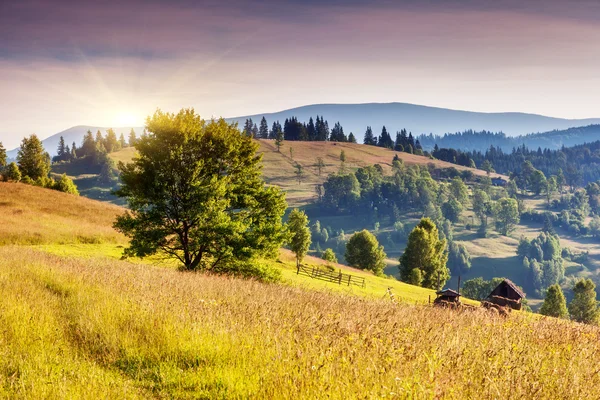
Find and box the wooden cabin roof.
[489,279,525,300]
[436,289,460,297]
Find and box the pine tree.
[17,134,51,181]
[243,118,254,137]
[275,129,284,152]
[4,162,21,182]
[540,284,568,318]
[57,136,66,159]
[252,123,259,138]
[363,126,376,145]
[0,142,6,168]
[95,130,104,144]
[306,117,317,141]
[569,278,599,324]
[128,129,137,147]
[104,128,119,152]
[348,132,357,143]
[119,133,127,149]
[71,142,78,159]
[294,163,304,184]
[399,218,449,289]
[288,208,311,267]
[258,117,269,139]
[315,157,325,176]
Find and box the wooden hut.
[486,279,525,310]
[434,288,461,306]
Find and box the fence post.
[348,275,351,286]
[338,271,342,285]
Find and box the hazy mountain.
[417,125,600,153]
[228,102,600,143]
[6,125,143,159]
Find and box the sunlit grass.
[0,246,598,398]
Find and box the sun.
[114,111,143,127]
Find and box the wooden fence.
[297,265,366,288]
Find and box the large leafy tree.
[17,134,50,181]
[494,197,520,235]
[345,230,386,275]
[114,109,287,271]
[399,218,449,289]
[288,208,311,267]
[540,284,568,318]
[569,278,599,325]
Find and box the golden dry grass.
[0,182,125,245]
[1,246,599,399]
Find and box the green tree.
[539,284,568,318]
[53,173,79,195]
[17,134,50,181]
[322,248,338,263]
[114,108,287,271]
[57,136,66,159]
[340,150,346,163]
[275,129,284,152]
[288,208,311,267]
[294,163,304,184]
[481,160,494,175]
[315,157,325,176]
[447,241,471,276]
[345,230,386,275]
[472,189,491,233]
[442,198,463,223]
[119,133,127,149]
[4,162,20,182]
[258,117,269,139]
[494,197,520,235]
[462,277,505,300]
[449,177,469,204]
[399,218,449,289]
[0,142,6,168]
[556,168,565,194]
[98,156,118,185]
[530,169,547,195]
[348,132,357,143]
[569,279,599,324]
[104,128,120,153]
[128,129,137,147]
[81,130,96,157]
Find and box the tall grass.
[1,246,599,398]
[0,182,125,245]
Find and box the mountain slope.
[111,140,505,207]
[228,102,600,143]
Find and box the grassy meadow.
[1,182,600,398]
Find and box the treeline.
[418,125,600,153]
[431,139,600,187]
[0,135,78,195]
[242,116,357,143]
[241,116,427,156]
[55,128,141,185]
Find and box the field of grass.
[4,245,600,398]
[4,180,600,397]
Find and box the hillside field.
[3,183,600,398]
[110,140,505,207]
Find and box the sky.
[2,0,600,149]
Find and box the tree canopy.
[399,218,449,289]
[345,230,386,275]
[114,108,287,271]
[288,208,311,266]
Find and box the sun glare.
[114,111,143,127]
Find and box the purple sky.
[2,0,600,149]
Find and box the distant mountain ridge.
[227,102,600,143]
[8,102,600,158]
